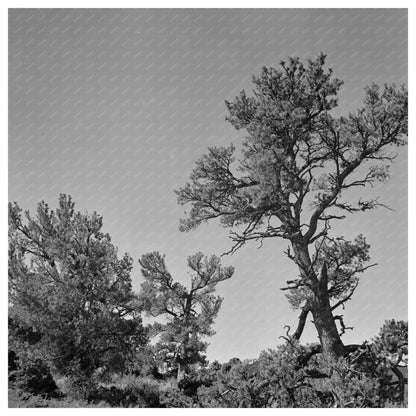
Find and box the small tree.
[371,319,408,404]
[175,53,407,359]
[138,252,234,380]
[8,194,147,390]
[372,320,408,364]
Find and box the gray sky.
[9,8,407,362]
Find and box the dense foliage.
[8,194,148,395]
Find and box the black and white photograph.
[7,5,409,408]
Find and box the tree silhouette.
[175,53,407,358]
[139,252,234,379]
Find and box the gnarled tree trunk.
[292,239,345,358]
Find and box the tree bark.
[292,239,345,358]
[309,296,345,358]
[292,306,309,340]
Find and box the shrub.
[8,342,59,398]
[87,375,168,407]
[9,387,109,408]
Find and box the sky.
[8,8,407,363]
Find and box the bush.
[126,377,164,407]
[9,387,109,408]
[8,346,60,398]
[196,358,266,407]
[257,344,324,407]
[87,375,168,407]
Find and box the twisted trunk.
[292,239,345,358]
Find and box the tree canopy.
[176,53,407,249]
